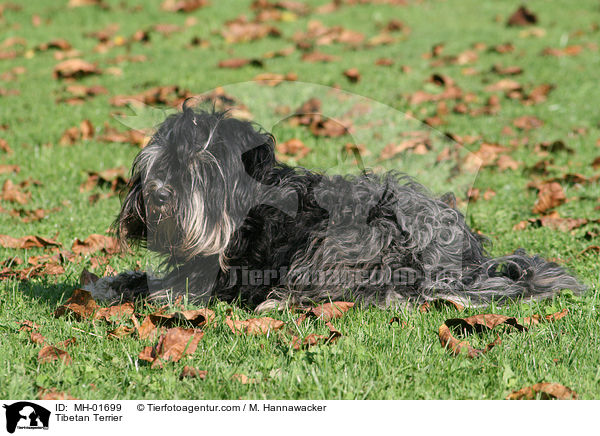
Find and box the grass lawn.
[0,0,599,400]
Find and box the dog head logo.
[3,402,51,433]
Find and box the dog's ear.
[241,132,276,180]
[114,172,147,246]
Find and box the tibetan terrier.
[87,105,584,310]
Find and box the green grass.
[1,0,599,400]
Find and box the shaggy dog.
[87,105,584,310]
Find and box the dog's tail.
[435,248,585,306]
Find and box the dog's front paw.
[83,275,120,301]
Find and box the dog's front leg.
[84,270,152,302]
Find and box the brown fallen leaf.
[161,0,208,13]
[496,154,520,171]
[226,316,285,335]
[507,6,537,27]
[532,182,566,214]
[138,327,204,368]
[54,288,100,320]
[110,85,193,107]
[1,179,30,204]
[58,84,107,104]
[30,331,47,345]
[253,72,297,86]
[71,234,119,256]
[439,314,526,358]
[301,51,340,63]
[59,120,94,145]
[290,322,341,350]
[17,319,39,331]
[0,234,60,249]
[149,308,216,329]
[97,124,148,147]
[419,299,464,312]
[276,138,311,159]
[0,138,13,154]
[218,57,263,69]
[542,46,583,57]
[38,345,72,365]
[38,388,78,400]
[107,325,135,339]
[491,64,523,75]
[375,57,394,66]
[343,68,360,83]
[95,303,135,322]
[0,165,19,175]
[68,0,107,7]
[222,18,280,43]
[180,366,207,380]
[513,115,544,130]
[293,20,364,48]
[380,137,431,160]
[80,166,129,193]
[507,382,577,400]
[231,373,259,384]
[299,301,355,322]
[53,59,101,80]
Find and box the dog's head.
[115,104,276,267]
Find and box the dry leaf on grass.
[296,301,355,324]
[0,234,60,249]
[419,299,464,312]
[59,120,94,145]
[438,314,526,358]
[218,57,263,69]
[301,51,340,63]
[507,382,577,400]
[542,46,583,57]
[231,373,259,384]
[1,180,31,204]
[276,138,311,159]
[38,346,72,365]
[110,86,193,107]
[107,325,135,340]
[506,6,537,26]
[161,0,208,12]
[38,388,78,400]
[136,308,215,340]
[138,327,204,368]
[513,115,543,130]
[290,322,341,350]
[95,303,135,322]
[0,138,12,154]
[54,288,100,320]
[532,182,566,214]
[53,59,101,79]
[523,308,569,326]
[71,234,119,255]
[343,68,360,83]
[80,166,129,194]
[226,316,285,335]
[150,308,216,328]
[180,366,207,380]
[253,72,297,86]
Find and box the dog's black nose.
[152,188,170,206]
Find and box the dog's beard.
[145,188,233,270]
[178,190,233,269]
